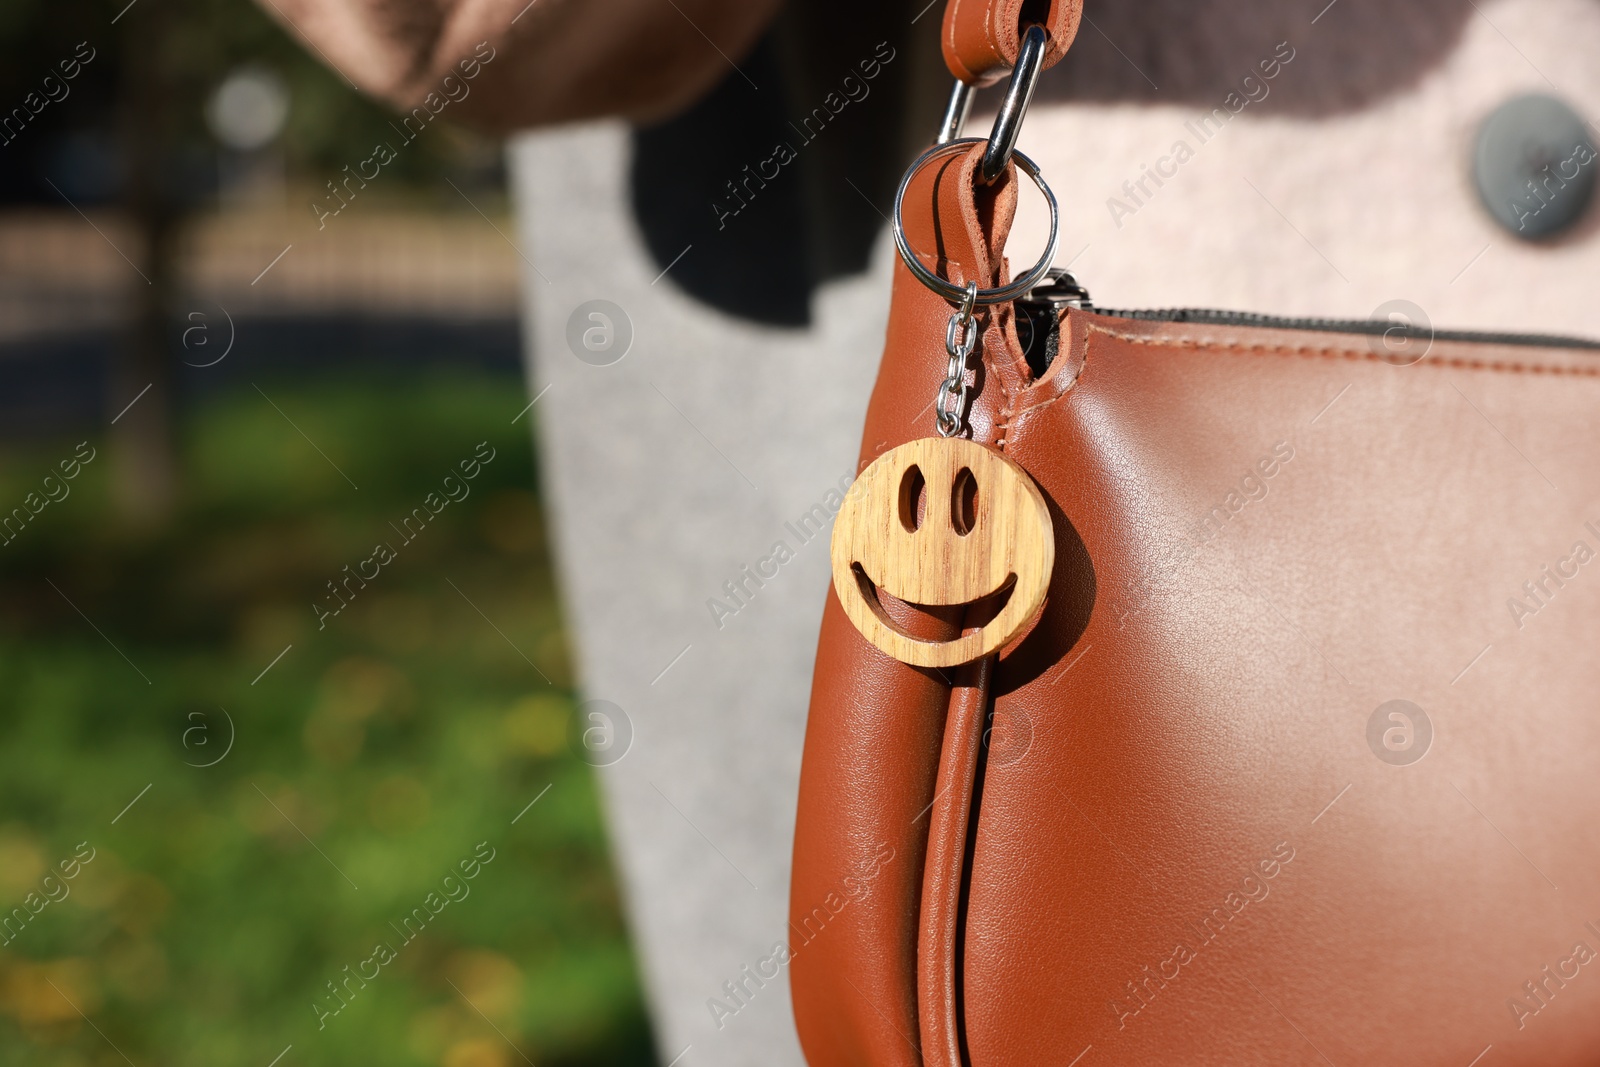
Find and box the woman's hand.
[259,0,783,132]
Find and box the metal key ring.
[891,138,1060,307]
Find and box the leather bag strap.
[941,0,1082,86]
[789,140,1032,1067]
[918,655,994,1067]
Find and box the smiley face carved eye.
[898,464,927,532]
[952,467,977,535]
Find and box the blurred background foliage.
[0,0,488,203]
[0,0,659,1064]
[0,0,509,527]
[0,379,657,1066]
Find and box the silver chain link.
[935,281,981,437]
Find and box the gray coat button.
[1474,93,1597,240]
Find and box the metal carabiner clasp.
[934,23,1050,184]
[981,23,1048,182]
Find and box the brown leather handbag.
[789,3,1600,1066]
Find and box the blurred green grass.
[0,371,657,1067]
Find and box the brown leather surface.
[917,655,991,1067]
[788,591,943,1067]
[964,316,1600,1066]
[791,127,1600,1067]
[941,0,1081,86]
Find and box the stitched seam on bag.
[1012,320,1600,428]
[1009,357,1084,424]
[986,317,1021,453]
[1004,317,1094,422]
[1088,327,1600,376]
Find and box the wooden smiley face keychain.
[830,136,1061,669]
[832,433,1053,668]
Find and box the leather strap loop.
[918,655,993,1067]
[941,0,1082,86]
[899,142,1018,301]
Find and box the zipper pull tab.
[1015,269,1092,378]
[1021,268,1093,310]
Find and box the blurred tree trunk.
[112,0,181,527]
